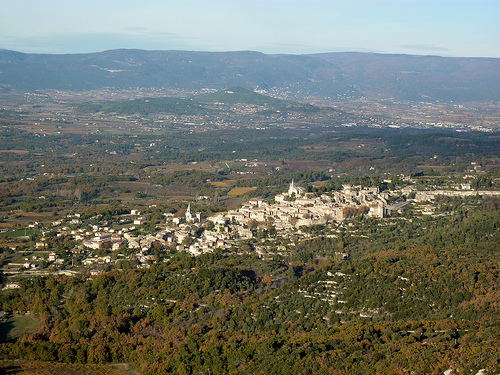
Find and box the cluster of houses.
[414,189,500,202]
[18,182,390,269]
[209,181,387,232]
[143,181,388,257]
[63,181,388,261]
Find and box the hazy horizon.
[3,47,499,60]
[1,0,499,58]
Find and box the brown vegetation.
[0,360,133,375]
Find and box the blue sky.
[1,0,499,57]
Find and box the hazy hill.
[196,86,321,112]
[78,86,324,115]
[196,86,287,106]
[0,49,499,102]
[313,52,500,102]
[79,96,209,116]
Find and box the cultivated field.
[227,187,257,197]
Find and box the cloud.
[400,44,450,51]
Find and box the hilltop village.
[207,181,385,247]
[4,178,500,281]
[2,181,386,276]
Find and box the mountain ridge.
[1,49,499,103]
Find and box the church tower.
[185,204,194,223]
[185,204,201,223]
[288,179,305,196]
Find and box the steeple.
[185,204,193,222]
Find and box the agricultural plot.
[227,187,257,197]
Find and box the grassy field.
[0,360,134,375]
[3,229,41,238]
[0,314,39,342]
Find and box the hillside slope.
[0,49,499,102]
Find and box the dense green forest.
[1,199,499,374]
[1,126,498,167]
